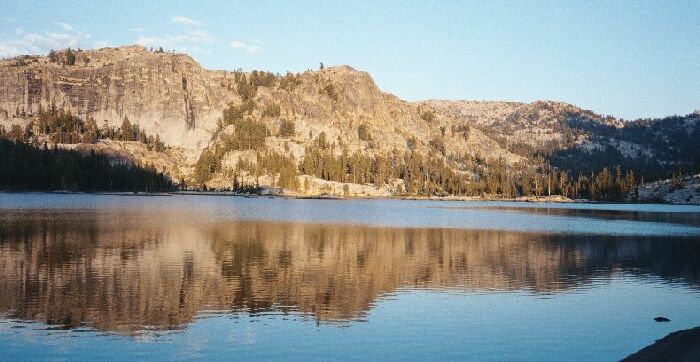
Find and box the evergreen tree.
[0,136,176,192]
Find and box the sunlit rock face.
[1,46,697,189]
[0,46,524,167]
[0,210,698,333]
[0,46,232,153]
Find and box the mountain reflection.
[0,209,698,333]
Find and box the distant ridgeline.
[0,106,175,192]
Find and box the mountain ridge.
[1,45,697,199]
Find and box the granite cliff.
[0,45,232,154]
[1,46,697,199]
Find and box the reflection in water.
[0,209,699,333]
[444,204,700,227]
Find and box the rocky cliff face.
[218,65,521,162]
[1,45,697,194]
[0,46,233,154]
[0,47,525,163]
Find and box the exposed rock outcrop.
[1,46,697,197]
[0,46,233,154]
[634,174,700,205]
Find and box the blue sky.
[1,0,698,120]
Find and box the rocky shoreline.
[623,326,700,361]
[0,190,689,205]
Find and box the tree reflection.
[0,210,698,333]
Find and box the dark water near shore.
[1,194,699,360]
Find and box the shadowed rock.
[623,326,700,362]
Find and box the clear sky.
[1,0,698,120]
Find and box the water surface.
[0,194,699,360]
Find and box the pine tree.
[120,117,132,141]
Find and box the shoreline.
[0,190,694,205]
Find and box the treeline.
[236,151,300,190]
[195,148,300,191]
[300,140,638,200]
[232,69,277,101]
[551,112,700,180]
[216,68,300,126]
[195,102,272,184]
[227,68,302,98]
[0,136,176,192]
[3,104,165,151]
[217,71,288,130]
[549,145,665,182]
[48,48,77,65]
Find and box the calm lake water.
[1,194,699,361]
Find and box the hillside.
[424,100,699,179]
[1,46,698,200]
[634,173,700,204]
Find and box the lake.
[1,193,699,360]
